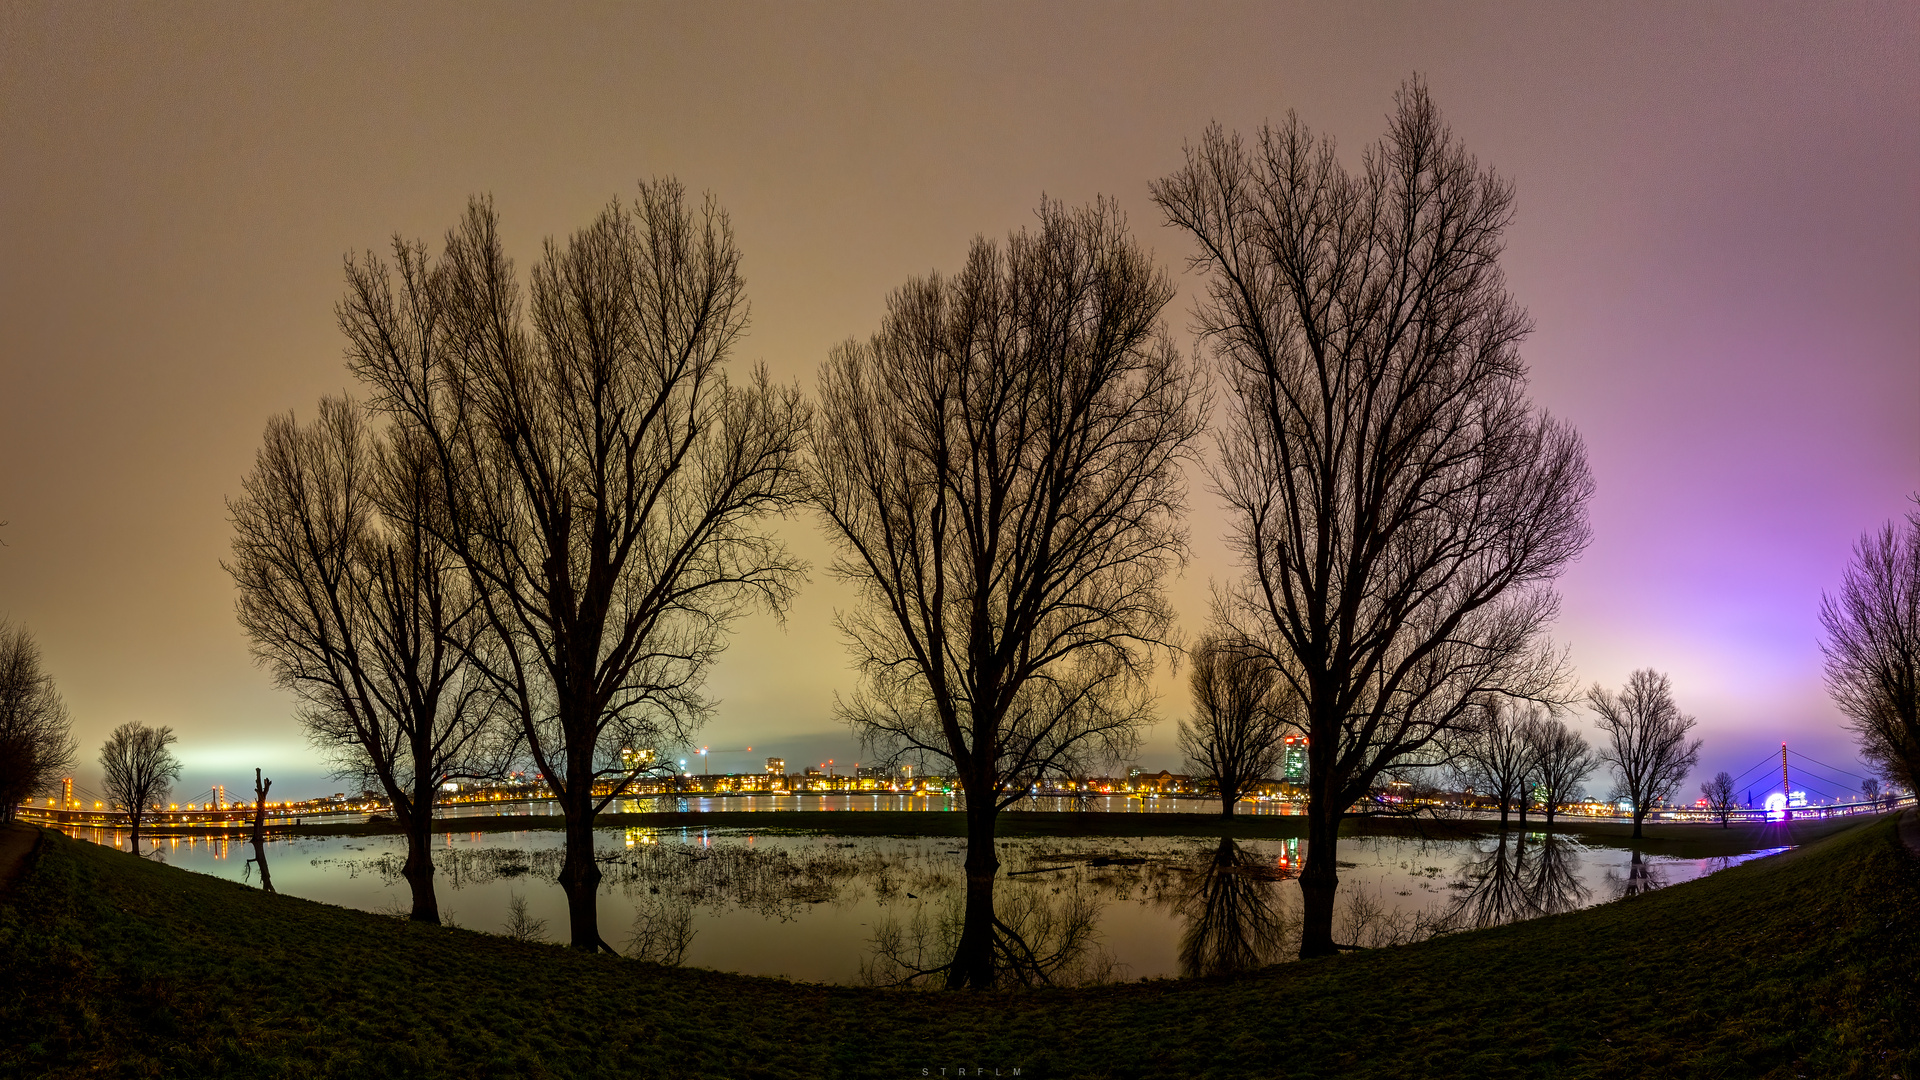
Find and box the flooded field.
[63,825,1785,985]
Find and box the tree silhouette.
[1589,669,1701,839]
[1179,635,1294,817]
[1821,508,1920,792]
[0,620,74,824]
[812,197,1204,987]
[99,722,181,856]
[345,182,810,950]
[1153,79,1593,957]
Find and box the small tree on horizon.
[99,722,182,856]
[1179,635,1294,818]
[1529,714,1598,825]
[1452,703,1544,830]
[1589,669,1701,839]
[1701,770,1737,828]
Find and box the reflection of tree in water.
[860,879,1120,989]
[1445,831,1591,930]
[625,895,696,966]
[1174,837,1292,977]
[340,838,891,922]
[1607,848,1667,901]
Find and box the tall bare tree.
[1528,714,1598,825]
[346,183,811,951]
[99,722,181,856]
[1452,703,1543,829]
[812,197,1205,988]
[1152,80,1593,957]
[1179,634,1294,817]
[0,620,75,823]
[1588,669,1701,838]
[1821,508,1920,792]
[1700,770,1736,828]
[227,396,508,923]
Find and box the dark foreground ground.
[1,813,1915,1079]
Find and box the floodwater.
[65,825,1785,986]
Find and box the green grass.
[2,814,1914,1079]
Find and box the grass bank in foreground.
[2,815,1914,1079]
[261,807,1865,858]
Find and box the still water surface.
[74,825,1783,985]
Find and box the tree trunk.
[1219,776,1237,818]
[400,770,439,922]
[1517,793,1528,829]
[558,789,603,951]
[251,770,275,894]
[128,812,142,858]
[946,797,1001,989]
[1498,796,1510,829]
[1297,799,1342,959]
[402,821,439,923]
[1631,805,1646,839]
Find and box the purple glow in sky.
[0,3,1914,799]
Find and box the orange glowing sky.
[1,3,1915,799]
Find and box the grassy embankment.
[2,814,1915,1079]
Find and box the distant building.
[855,765,888,780]
[1282,736,1308,784]
[620,747,657,772]
[766,757,786,776]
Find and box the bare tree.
[1528,714,1598,825]
[1700,770,1737,828]
[1179,634,1293,817]
[1152,80,1593,958]
[226,396,508,923]
[1452,703,1543,829]
[1860,776,1881,808]
[99,722,181,856]
[1821,508,1920,792]
[0,620,75,822]
[248,767,275,893]
[1589,669,1701,838]
[812,197,1205,988]
[346,183,811,951]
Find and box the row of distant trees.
[1178,645,1703,836]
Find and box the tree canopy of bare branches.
[1452,703,1543,828]
[1152,79,1592,957]
[0,619,75,823]
[1820,508,1920,792]
[1528,713,1598,825]
[99,722,181,855]
[345,181,811,950]
[1179,634,1294,817]
[811,196,1205,987]
[226,395,509,922]
[1588,669,1701,838]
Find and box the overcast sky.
[2,2,1914,801]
